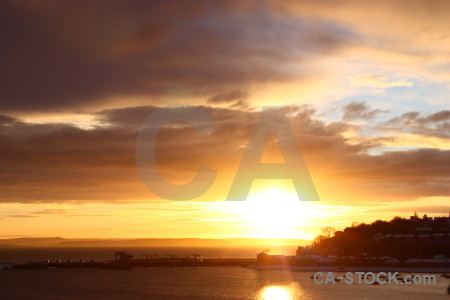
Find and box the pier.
[11,251,256,270]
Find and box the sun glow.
[233,180,325,239]
[244,188,301,238]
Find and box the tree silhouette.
[321,226,336,239]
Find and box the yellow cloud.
[348,74,413,88]
[382,132,450,149]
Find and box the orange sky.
[0,0,449,241]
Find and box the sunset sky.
[0,0,449,241]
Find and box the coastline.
[247,265,450,273]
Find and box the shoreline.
[247,265,450,273]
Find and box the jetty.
[11,251,256,270]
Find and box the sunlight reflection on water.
[259,284,301,300]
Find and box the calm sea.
[0,248,449,299]
[0,267,449,299]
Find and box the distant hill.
[311,215,450,259]
[0,237,310,248]
[0,237,65,246]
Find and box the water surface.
[0,267,448,299]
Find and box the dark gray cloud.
[384,110,450,138]
[342,101,386,121]
[419,110,450,124]
[0,115,17,125]
[207,90,249,104]
[0,0,354,112]
[207,89,250,109]
[97,105,158,129]
[386,110,450,126]
[0,105,448,204]
[387,112,420,125]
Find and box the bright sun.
[221,180,327,240]
[245,189,298,238]
[241,184,308,239]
